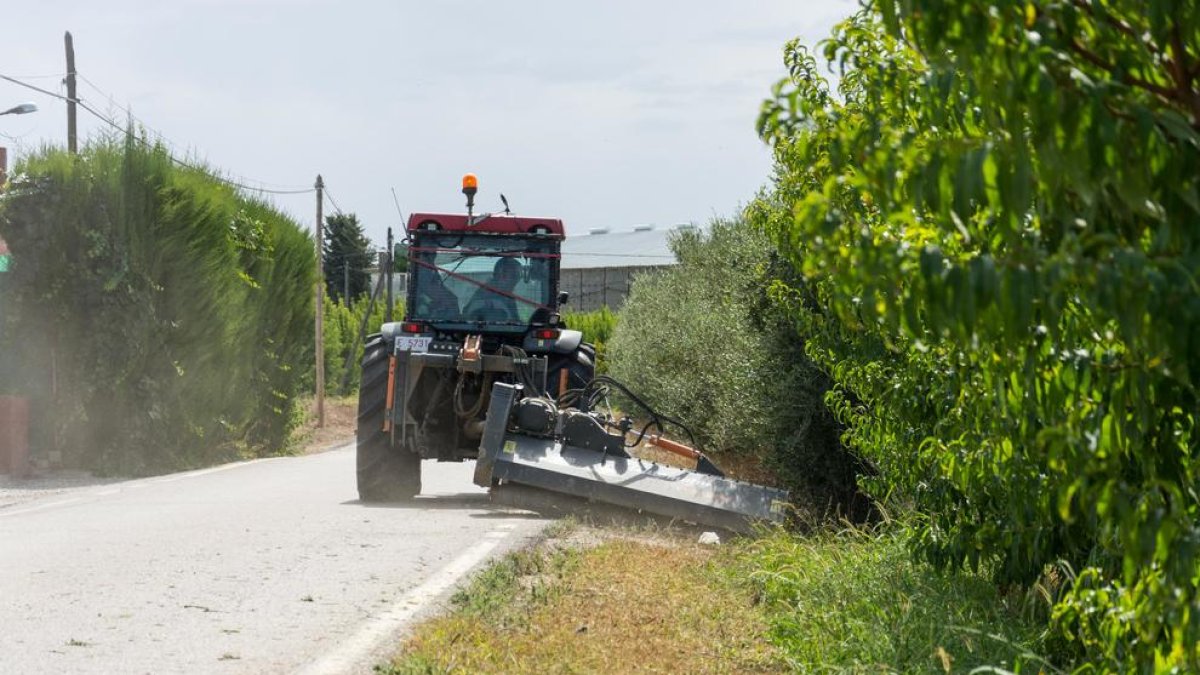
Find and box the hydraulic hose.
[575,375,700,452]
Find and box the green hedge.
[323,294,391,395]
[0,136,315,473]
[605,219,868,516]
[755,5,1200,668]
[562,306,616,372]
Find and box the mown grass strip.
[382,534,783,674]
[383,525,1057,674]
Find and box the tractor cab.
[404,217,563,334]
[399,176,575,355]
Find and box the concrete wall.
[559,265,663,313]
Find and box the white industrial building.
[558,224,695,312]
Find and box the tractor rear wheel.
[356,334,421,501]
[548,342,596,401]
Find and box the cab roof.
[406,213,565,238]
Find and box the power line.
[0,73,63,100]
[78,71,316,193]
[323,185,346,216]
[74,72,187,159]
[0,71,315,196]
[76,73,119,110]
[6,72,65,80]
[390,187,407,225]
[74,71,316,195]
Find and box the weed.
[541,515,579,540]
[739,526,1061,672]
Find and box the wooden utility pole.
[385,227,395,322]
[64,32,77,154]
[314,175,325,428]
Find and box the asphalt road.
[0,446,552,674]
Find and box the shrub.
[0,135,314,473]
[607,218,868,516]
[323,292,390,395]
[756,4,1200,667]
[562,306,616,372]
[742,527,1054,672]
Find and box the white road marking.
[142,457,282,485]
[0,457,285,519]
[0,497,82,519]
[296,526,516,675]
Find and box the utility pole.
[343,263,350,305]
[314,175,325,428]
[385,227,394,322]
[64,32,77,154]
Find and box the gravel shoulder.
[0,396,357,511]
[0,471,127,510]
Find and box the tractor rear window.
[407,234,558,327]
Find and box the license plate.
[395,336,432,353]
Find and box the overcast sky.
[4,1,856,248]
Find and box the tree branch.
[1068,38,1177,101]
[1167,26,1200,125]
[1068,0,1157,54]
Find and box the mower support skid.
[474,383,790,533]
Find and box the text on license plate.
[395,336,431,353]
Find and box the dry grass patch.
[383,532,783,674]
[289,394,357,455]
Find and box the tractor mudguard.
[522,328,582,355]
[379,321,404,347]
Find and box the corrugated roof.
[560,225,699,269]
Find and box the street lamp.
[0,102,37,116]
[1,101,37,185]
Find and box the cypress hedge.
[0,135,315,474]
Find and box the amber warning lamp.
[462,173,478,222]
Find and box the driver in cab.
[465,257,521,322]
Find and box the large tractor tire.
[356,334,421,501]
[548,342,596,400]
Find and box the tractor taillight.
[535,328,560,340]
[401,321,424,334]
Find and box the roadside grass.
[381,527,784,674]
[382,521,1059,674]
[743,526,1059,673]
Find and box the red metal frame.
[406,212,565,237]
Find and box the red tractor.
[356,176,788,532]
[356,175,594,500]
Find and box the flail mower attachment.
[473,382,790,533]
